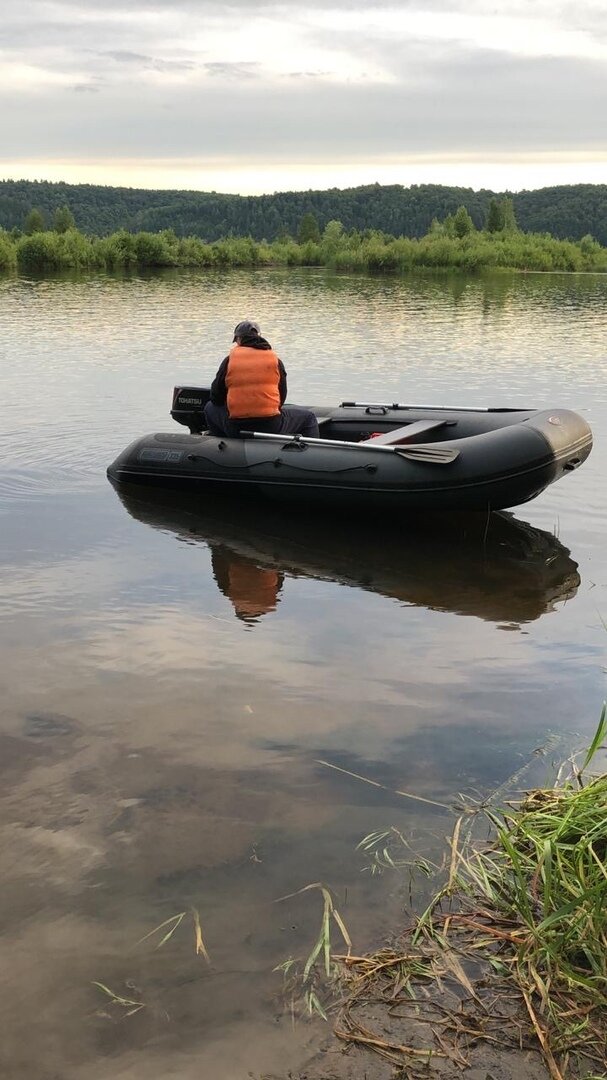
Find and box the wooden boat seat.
[365,420,447,446]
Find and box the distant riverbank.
[2,219,607,276]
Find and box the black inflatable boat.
[106,386,592,512]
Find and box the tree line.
[1,178,607,244]
[1,207,606,275]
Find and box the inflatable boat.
[106,387,592,512]
[111,485,580,626]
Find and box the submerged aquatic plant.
[92,906,212,1023]
[135,906,212,962]
[91,981,146,1017]
[357,826,436,880]
[135,911,187,949]
[274,882,351,1019]
[357,827,411,875]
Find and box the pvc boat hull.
[107,400,592,513]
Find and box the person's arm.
[277,359,287,405]
[210,356,229,405]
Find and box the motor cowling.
[171,386,211,433]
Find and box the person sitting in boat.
[204,320,320,439]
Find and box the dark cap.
[233,319,260,341]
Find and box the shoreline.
[2,224,607,276]
[272,716,607,1080]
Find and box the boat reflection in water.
[111,485,581,628]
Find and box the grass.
[434,708,607,1077]
[279,709,607,1078]
[352,708,607,1077]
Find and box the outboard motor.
[171,386,211,433]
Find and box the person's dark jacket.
[210,331,287,409]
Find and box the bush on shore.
[2,218,607,275]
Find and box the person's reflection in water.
[211,545,284,627]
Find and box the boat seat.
[365,420,447,446]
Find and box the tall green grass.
[444,706,607,1072]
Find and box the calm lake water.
[1,268,606,1080]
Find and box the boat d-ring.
[365,406,389,416]
[282,436,308,452]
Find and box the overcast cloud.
[1,0,606,191]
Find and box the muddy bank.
[288,952,553,1080]
[273,927,553,1080]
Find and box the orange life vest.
[226,345,281,419]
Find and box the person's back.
[224,324,284,425]
[204,320,319,439]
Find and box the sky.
[1,0,606,194]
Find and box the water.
[1,268,606,1079]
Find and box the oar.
[244,429,459,463]
[395,445,460,464]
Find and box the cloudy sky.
[1,0,606,193]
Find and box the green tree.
[442,213,457,237]
[486,198,504,232]
[59,228,95,268]
[17,232,61,270]
[0,231,17,271]
[452,205,475,238]
[297,212,321,243]
[579,233,601,255]
[53,205,76,233]
[134,231,177,267]
[24,208,46,234]
[2,176,607,244]
[321,219,344,256]
[97,229,137,268]
[501,197,518,232]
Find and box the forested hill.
[1,179,607,244]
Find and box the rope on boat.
[186,453,378,475]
